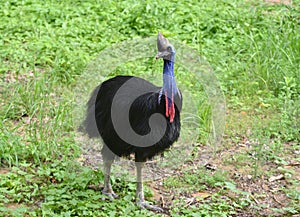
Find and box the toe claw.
[102,190,119,200]
[137,201,164,212]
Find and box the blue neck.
[162,59,177,97]
[163,59,175,77]
[160,59,178,122]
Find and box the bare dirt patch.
[0,168,10,174]
[4,203,20,210]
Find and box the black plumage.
[81,33,182,211]
[83,75,181,162]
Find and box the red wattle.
[165,94,169,117]
[164,91,176,123]
[170,92,175,123]
[170,102,175,123]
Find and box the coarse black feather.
[81,75,182,162]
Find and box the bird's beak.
[155,51,164,59]
[156,51,169,59]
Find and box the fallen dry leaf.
[269,174,284,182]
[286,162,300,167]
[192,192,211,201]
[77,157,85,162]
[204,163,217,170]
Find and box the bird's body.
[84,75,181,162]
[81,33,182,211]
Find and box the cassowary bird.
[81,32,182,211]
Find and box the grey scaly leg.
[136,162,163,212]
[102,146,118,200]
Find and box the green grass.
[1,0,300,216]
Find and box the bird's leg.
[136,162,163,212]
[136,162,145,203]
[102,159,118,200]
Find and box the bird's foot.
[137,201,164,212]
[102,189,119,200]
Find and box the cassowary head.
[155,32,178,123]
[156,32,175,62]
